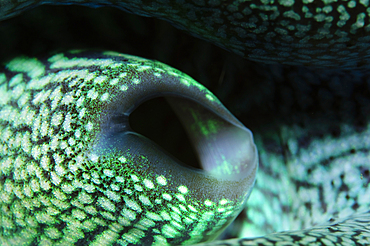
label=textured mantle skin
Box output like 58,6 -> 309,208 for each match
2,0 -> 370,68
0,1 -> 370,246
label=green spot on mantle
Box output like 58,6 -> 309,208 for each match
7,57 -> 45,78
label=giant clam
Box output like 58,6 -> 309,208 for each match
1,1 -> 370,246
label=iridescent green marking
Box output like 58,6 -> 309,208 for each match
178,185 -> 188,194
156,175 -> 167,185
6,56 -> 45,78
189,109 -> 221,138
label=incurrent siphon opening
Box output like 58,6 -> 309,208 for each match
129,97 -> 202,170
